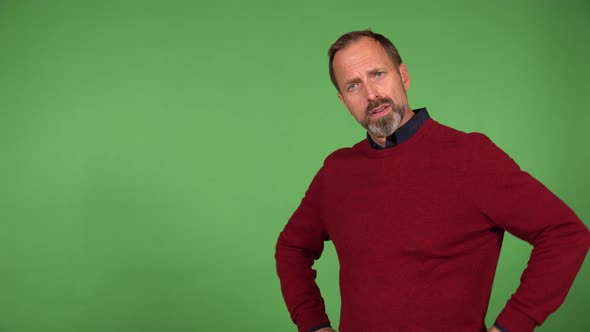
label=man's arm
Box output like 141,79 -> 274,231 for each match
470,134 -> 590,332
275,166 -> 332,332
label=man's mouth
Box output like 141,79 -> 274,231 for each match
369,105 -> 390,118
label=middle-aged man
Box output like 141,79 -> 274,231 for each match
275,30 -> 590,332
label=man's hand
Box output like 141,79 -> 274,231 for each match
488,326 -> 502,332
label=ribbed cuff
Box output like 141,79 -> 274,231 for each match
494,321 -> 509,332
296,311 -> 331,332
307,322 -> 331,332
496,303 -> 536,332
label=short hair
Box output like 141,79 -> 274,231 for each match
328,29 -> 403,91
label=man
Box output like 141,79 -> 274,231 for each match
275,30 -> 590,332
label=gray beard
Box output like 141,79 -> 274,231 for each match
365,103 -> 407,137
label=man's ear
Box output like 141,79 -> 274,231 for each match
399,63 -> 411,90
337,91 -> 344,104
337,91 -> 353,115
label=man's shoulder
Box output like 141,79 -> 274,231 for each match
323,139 -> 367,163
430,120 -> 512,169
430,120 -> 494,148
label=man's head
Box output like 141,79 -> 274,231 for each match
328,30 -> 412,142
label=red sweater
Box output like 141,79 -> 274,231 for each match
275,119 -> 590,332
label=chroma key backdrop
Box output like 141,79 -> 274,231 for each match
1,0 -> 589,331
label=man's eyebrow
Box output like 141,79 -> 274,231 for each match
343,68 -> 387,86
344,77 -> 362,86
368,68 -> 385,75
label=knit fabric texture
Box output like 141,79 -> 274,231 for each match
276,118 -> 590,332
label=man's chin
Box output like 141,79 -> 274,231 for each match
368,127 -> 396,138
367,122 -> 398,137
368,114 -> 403,137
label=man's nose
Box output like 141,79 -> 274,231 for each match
365,83 -> 379,101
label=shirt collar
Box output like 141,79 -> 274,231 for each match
367,107 -> 430,150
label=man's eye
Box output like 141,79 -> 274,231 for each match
376,72 -> 385,77
348,83 -> 358,91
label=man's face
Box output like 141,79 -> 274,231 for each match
333,37 -> 412,140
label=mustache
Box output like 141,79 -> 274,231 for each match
366,97 -> 394,114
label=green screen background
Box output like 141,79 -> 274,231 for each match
1,0 -> 589,331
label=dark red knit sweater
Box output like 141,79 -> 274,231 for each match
275,119 -> 590,332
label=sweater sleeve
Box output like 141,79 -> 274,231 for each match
275,166 -> 331,332
469,134 -> 590,332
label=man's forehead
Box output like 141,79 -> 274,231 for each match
336,37 -> 383,57
333,38 -> 390,76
